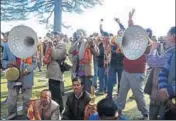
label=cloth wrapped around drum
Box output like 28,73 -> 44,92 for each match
4,67 -> 20,81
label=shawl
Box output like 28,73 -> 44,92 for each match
22,57 -> 32,65
27,99 -> 41,120
78,39 -> 92,76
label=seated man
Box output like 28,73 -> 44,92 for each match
62,77 -> 91,120
27,89 -> 60,120
88,98 -> 127,120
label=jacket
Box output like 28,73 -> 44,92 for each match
46,42 -> 66,81
35,99 -> 60,120
158,49 -> 176,98
62,91 -> 91,120
69,40 -> 99,77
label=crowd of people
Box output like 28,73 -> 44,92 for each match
0,9 -> 175,120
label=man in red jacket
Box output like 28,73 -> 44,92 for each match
116,9 -> 149,120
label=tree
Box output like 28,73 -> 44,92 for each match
1,0 -> 103,31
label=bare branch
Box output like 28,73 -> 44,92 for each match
46,10 -> 54,27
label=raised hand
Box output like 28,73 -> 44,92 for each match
100,19 -> 104,25
114,18 -> 120,23
129,8 -> 135,19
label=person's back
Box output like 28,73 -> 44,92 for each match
88,112 -> 127,120
88,98 -> 127,120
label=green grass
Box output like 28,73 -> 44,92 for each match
0,67 -> 72,118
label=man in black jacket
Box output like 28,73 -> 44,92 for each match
62,77 -> 90,120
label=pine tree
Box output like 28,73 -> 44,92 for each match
1,0 -> 103,31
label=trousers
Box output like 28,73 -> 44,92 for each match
7,86 -> 32,120
49,79 -> 64,113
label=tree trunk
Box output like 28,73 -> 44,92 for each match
54,0 -> 62,32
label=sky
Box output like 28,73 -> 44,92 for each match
1,0 -> 175,37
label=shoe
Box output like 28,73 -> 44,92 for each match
94,85 -> 97,90
16,115 -> 28,120
104,89 -> 107,93
95,91 -> 104,95
106,95 -> 112,99
7,115 -> 17,120
113,94 -> 119,101
140,114 -> 149,120
118,110 -> 122,115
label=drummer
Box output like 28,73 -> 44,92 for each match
2,32 -> 37,119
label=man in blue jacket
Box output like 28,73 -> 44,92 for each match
2,42 -> 37,120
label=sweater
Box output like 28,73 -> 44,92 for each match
123,55 -> 146,73
158,49 -> 176,98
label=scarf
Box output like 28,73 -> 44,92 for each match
22,57 -> 32,65
77,39 -> 92,76
79,39 -> 86,60
27,99 -> 41,120
43,46 -> 51,65
15,57 -> 32,69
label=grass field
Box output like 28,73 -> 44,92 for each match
1,66 -> 150,120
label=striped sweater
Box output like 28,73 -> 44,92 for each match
158,49 -> 176,98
